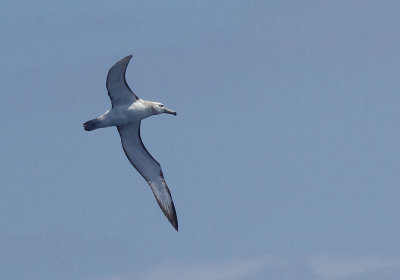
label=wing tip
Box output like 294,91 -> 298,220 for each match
118,54 -> 133,64
154,186 -> 179,231
171,214 -> 179,231
162,201 -> 179,231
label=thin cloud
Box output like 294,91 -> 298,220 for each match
95,255 -> 400,280
309,255 -> 400,280
97,256 -> 285,280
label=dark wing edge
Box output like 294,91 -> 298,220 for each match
106,55 -> 138,107
149,176 -> 179,231
117,124 -> 178,231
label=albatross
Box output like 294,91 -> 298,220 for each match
83,55 -> 178,231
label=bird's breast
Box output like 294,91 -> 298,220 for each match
109,104 -> 152,126
128,102 -> 155,119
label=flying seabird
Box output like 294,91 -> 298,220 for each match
83,55 -> 178,231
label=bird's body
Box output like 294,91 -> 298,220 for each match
83,55 -> 178,231
86,99 -> 162,129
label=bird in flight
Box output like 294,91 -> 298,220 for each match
83,55 -> 178,231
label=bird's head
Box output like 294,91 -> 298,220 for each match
152,102 -> 177,116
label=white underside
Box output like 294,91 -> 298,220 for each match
96,99 -> 155,128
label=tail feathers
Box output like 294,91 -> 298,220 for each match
83,119 -> 100,131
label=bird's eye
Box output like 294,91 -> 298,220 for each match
159,104 -> 164,107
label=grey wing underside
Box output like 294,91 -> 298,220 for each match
117,122 -> 178,231
106,55 -> 138,107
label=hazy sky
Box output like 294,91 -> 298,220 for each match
1,1 -> 400,279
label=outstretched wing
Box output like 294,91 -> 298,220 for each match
117,122 -> 178,231
106,55 -> 138,107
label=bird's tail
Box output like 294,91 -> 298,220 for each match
83,118 -> 100,131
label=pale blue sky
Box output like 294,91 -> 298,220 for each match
1,1 -> 400,279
